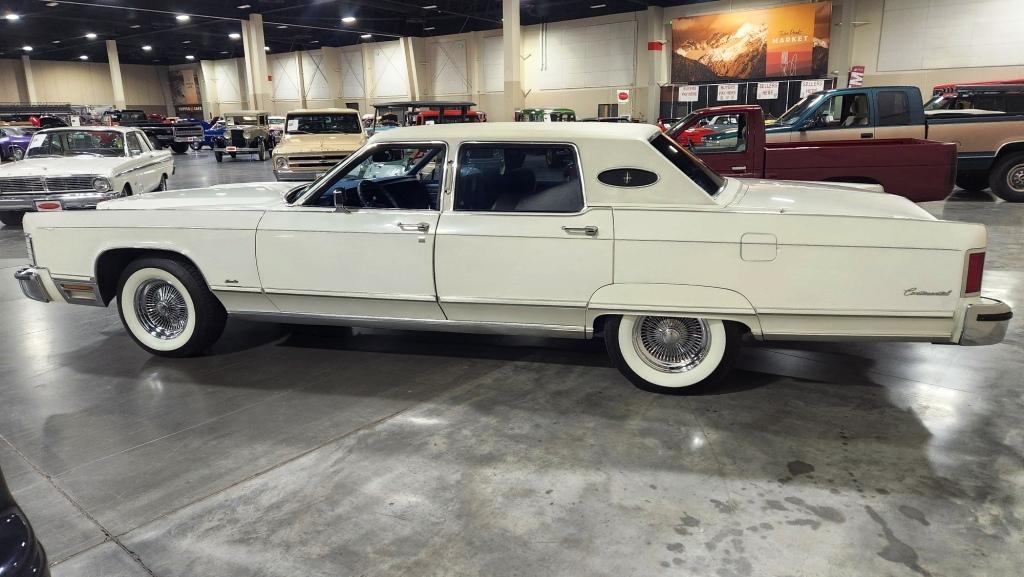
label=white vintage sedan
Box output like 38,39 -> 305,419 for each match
0,126 -> 174,226
14,123 -> 1012,392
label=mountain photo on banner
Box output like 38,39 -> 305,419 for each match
671,2 -> 831,84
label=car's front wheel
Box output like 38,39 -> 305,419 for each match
169,142 -> 189,154
10,147 -> 24,161
0,211 -> 24,227
116,257 -> 226,357
604,315 -> 741,393
990,152 -> 1024,202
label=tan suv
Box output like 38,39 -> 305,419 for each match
273,108 -> 367,181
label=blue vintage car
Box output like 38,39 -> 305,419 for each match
191,120 -> 225,151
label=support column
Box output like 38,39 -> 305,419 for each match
241,14 -> 272,109
320,46 -> 344,107
106,40 -> 126,109
468,31 -> 483,106
831,0 -> 858,87
156,66 -> 175,116
361,43 -> 375,104
401,37 -> 425,100
199,60 -> 219,119
295,50 -> 307,108
646,6 -> 666,124
502,0 -> 523,121
21,55 -> 38,104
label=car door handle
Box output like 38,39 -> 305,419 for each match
861,133 -> 873,138
562,225 -> 598,236
397,222 -> 430,232
731,166 -> 747,171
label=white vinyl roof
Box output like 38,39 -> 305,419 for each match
369,121 -> 660,143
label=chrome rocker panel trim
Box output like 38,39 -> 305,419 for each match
960,297 -> 1013,346
230,310 -> 590,339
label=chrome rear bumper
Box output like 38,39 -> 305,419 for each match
960,297 -> 1013,346
14,267 -> 50,303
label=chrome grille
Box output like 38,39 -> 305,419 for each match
0,177 -> 45,193
172,125 -> 203,139
45,176 -> 95,192
230,129 -> 247,147
288,154 -> 349,168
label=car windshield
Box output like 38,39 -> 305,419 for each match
924,95 -> 953,110
649,133 -> 725,197
26,130 -> 126,158
286,114 -> 362,134
226,115 -> 258,125
776,94 -> 822,126
270,116 -> 285,125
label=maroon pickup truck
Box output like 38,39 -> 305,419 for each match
669,105 -> 957,202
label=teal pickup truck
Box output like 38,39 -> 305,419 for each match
759,86 -> 1024,201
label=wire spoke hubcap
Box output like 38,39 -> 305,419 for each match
1008,163 -> 1024,192
134,279 -> 188,339
632,316 -> 711,373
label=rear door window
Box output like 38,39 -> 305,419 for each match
877,91 -> 912,126
455,144 -> 583,213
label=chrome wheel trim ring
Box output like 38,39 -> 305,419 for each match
12,147 -> 24,161
1008,163 -> 1024,193
631,316 -> 711,373
133,279 -> 189,339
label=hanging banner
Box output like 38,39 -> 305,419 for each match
756,81 -> 779,99
717,83 -> 739,101
800,79 -> 826,97
677,85 -> 699,102
848,65 -> 865,87
670,2 -> 832,83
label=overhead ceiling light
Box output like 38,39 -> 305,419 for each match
264,46 -> 270,51
79,55 -> 88,60
590,3 -> 607,8
47,2 -> 59,6
220,51 -> 228,54
185,55 -> 195,60
5,13 -> 20,21
424,26 -> 435,31
142,45 -> 152,51
360,34 -> 372,39
229,33 -> 241,39
85,32 -> 97,39
276,25 -> 287,29
175,14 -> 190,22
311,40 -> 319,43
182,40 -> 191,44
341,16 -> 356,23
52,40 -> 61,44
22,46 -> 32,51
237,4 -> 251,8
130,24 -> 141,29
422,5 -> 437,9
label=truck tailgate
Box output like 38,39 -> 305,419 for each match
763,138 -> 956,202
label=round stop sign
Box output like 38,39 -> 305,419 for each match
617,90 -> 630,103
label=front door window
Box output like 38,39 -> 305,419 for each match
306,144 -> 446,209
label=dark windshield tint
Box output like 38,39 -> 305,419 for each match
650,133 -> 725,197
287,114 -> 362,134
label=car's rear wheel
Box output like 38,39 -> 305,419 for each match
116,257 -> 226,357
170,142 -> 189,154
956,171 -> 989,192
0,211 -> 24,227
990,152 -> 1024,202
604,315 -> 741,393
155,175 -> 167,191
257,141 -> 266,161
11,147 -> 24,161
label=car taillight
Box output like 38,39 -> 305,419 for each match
964,252 -> 985,295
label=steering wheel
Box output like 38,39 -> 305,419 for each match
356,179 -> 398,209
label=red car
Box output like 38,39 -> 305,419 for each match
671,113 -> 739,146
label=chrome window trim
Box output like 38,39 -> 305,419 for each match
450,140 -> 588,215
297,140 -> 449,209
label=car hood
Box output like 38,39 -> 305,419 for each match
99,181 -> 297,211
0,156 -> 126,176
276,133 -> 365,154
729,179 -> 936,220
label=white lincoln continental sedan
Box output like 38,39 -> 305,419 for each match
14,123 -> 1012,392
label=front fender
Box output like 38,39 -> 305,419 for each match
587,283 -> 763,336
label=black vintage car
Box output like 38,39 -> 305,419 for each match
0,465 -> 49,577
101,109 -> 204,154
213,110 -> 276,162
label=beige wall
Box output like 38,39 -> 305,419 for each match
0,59 -> 27,102
0,57 -> 167,110
852,0 -> 1024,96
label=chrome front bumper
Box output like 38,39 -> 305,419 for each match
15,267 -> 50,303
274,169 -> 322,182
0,191 -> 122,210
960,297 -> 1013,346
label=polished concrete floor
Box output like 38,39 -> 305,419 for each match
1,150 -> 1022,577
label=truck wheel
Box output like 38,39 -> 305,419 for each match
0,211 -> 24,227
229,152 -> 237,159
956,171 -> 989,192
215,151 -> 223,163
990,153 -> 1024,202
257,141 -> 266,161
116,257 -> 227,357
189,142 -> 202,151
604,315 -> 742,394
170,143 -> 189,154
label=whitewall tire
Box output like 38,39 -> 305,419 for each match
116,257 -> 226,357
605,315 -> 741,393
